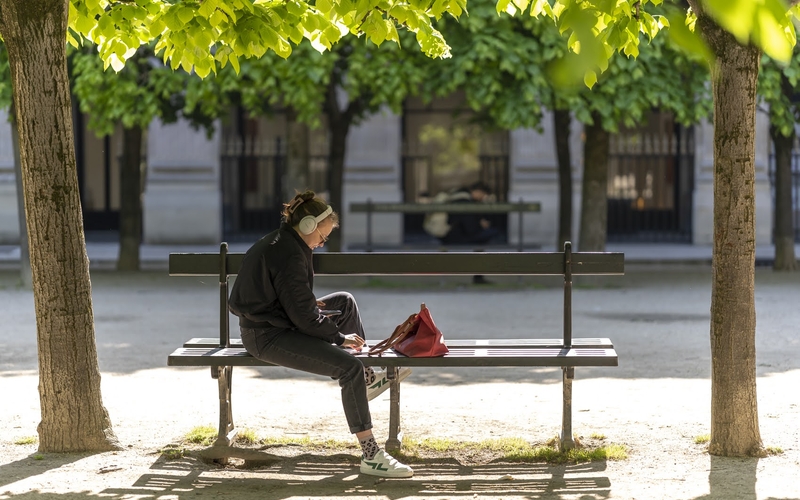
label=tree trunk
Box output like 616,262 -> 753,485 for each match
578,111 -> 609,251
693,5 -> 765,457
0,0 -> 120,452
554,109 -> 573,250
10,101 -> 32,288
326,120 -> 349,252
323,78 -> 358,253
118,126 -> 143,271
771,122 -> 797,272
284,109 -> 310,201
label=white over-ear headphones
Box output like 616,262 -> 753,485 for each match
298,205 -> 333,235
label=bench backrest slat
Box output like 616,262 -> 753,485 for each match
349,202 -> 541,213
169,251 -> 624,277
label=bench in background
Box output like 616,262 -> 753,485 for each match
349,199 -> 542,251
167,243 -> 622,453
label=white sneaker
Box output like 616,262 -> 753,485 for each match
366,367 -> 412,401
360,449 -> 414,478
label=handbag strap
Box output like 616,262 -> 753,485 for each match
368,312 -> 418,356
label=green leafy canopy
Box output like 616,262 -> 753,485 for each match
68,0 -> 464,78
66,0 -> 798,93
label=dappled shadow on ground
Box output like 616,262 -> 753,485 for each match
0,452 -> 613,500
105,453 -> 612,500
0,452 -> 89,490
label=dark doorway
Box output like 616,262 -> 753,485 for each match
607,112 -> 695,243
74,109 -> 120,237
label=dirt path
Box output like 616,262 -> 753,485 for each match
1,268 -> 799,499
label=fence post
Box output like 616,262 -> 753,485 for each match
517,197 -> 524,252
366,198 -> 373,252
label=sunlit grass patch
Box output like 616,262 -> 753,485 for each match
184,426 -> 216,446
398,436 -> 628,464
160,444 -> 187,460
259,435 -> 356,451
14,436 -> 37,445
766,446 -> 783,455
694,434 -> 710,444
234,428 -> 259,445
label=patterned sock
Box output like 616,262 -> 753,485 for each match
364,367 -> 377,385
359,436 -> 380,460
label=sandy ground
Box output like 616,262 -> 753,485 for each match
1,267 -> 799,500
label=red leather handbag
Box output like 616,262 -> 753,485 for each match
368,303 -> 449,357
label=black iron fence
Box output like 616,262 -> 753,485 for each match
767,142 -> 800,242
220,137 -> 284,242
606,126 -> 695,243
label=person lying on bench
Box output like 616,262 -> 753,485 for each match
227,190 -> 413,479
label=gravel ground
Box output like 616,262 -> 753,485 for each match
1,267 -> 799,500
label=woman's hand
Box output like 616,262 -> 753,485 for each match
317,300 -> 326,308
342,334 -> 365,350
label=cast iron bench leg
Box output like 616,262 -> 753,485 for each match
385,367 -> 403,451
211,366 -> 236,448
560,366 -> 575,451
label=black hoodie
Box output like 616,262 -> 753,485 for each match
228,223 -> 345,345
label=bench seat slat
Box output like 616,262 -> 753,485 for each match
169,251 -> 624,277
181,337 -> 615,349
168,346 -> 618,368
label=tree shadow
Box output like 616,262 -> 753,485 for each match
0,452 -> 91,490
690,455 -> 796,500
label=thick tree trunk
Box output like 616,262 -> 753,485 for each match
554,109 -> 573,249
118,126 -> 143,271
578,112 -> 609,251
693,5 -> 765,457
0,0 -> 120,452
771,124 -> 797,271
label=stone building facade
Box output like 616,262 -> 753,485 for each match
0,105 -> 782,249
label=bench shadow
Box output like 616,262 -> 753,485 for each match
92,451 -> 613,500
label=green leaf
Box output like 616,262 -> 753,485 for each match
209,10 -> 227,28
286,0 -> 306,17
755,6 -> 792,63
229,53 -> 240,73
176,6 -> 195,25
198,0 -> 220,18
67,31 -> 80,48
705,0 -> 755,43
666,11 -> 712,61
584,69 -> 597,89
365,11 -> 388,45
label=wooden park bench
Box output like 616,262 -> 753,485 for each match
167,242 -> 622,454
349,199 -> 542,251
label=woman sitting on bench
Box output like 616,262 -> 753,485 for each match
227,190 -> 413,479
